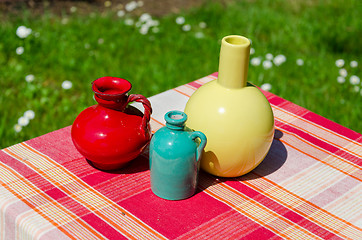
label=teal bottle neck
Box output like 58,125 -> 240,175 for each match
165,111 -> 187,131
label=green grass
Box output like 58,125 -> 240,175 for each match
0,0 -> 361,148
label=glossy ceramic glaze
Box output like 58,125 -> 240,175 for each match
71,76 -> 152,170
149,111 -> 207,200
184,35 -> 274,177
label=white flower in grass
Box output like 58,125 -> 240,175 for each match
182,24 -> 191,32
135,21 -> 142,28
250,48 -> 255,55
16,26 -> 27,38
296,59 -> 304,66
199,22 -> 207,28
353,86 -> 360,92
61,18 -> 69,25
139,13 -> 151,22
124,18 -> 134,26
144,19 -> 159,27
25,74 -> 35,82
337,76 -> 345,84
137,1 -> 144,7
125,1 -> 137,12
104,1 -> 112,7
84,43 -> 90,49
18,116 -> 29,126
339,68 -> 347,77
273,54 -> 286,66
265,53 -> 273,60
70,6 -> 77,13
261,83 -> 272,91
139,25 -> 149,35
350,60 -> 358,68
151,20 -> 160,27
349,75 -> 360,85
195,32 -> 204,39
24,110 -> 35,120
251,57 -> 261,66
62,80 -> 72,90
16,46 -> 24,55
98,38 -> 104,44
141,19 -> 157,28
117,10 -> 125,17
16,26 -> 32,39
14,124 -> 22,133
176,16 -> 185,25
263,60 -> 273,69
335,59 -> 344,68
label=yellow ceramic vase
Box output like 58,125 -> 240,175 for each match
184,35 -> 274,177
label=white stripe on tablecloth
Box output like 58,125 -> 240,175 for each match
280,162 -> 345,199
0,186 -> 20,240
16,210 -> 55,240
324,184 -> 362,228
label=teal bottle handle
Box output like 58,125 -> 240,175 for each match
189,131 -> 207,162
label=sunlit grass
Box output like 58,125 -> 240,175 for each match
0,0 -> 361,148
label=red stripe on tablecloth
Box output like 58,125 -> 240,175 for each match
176,209 -> 279,240
211,72 -> 219,77
275,121 -> 362,166
243,225 -> 284,240
120,188 -> 233,239
225,180 -> 341,239
81,214 -> 128,240
188,81 -> 203,89
267,94 -> 288,106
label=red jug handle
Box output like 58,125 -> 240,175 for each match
127,94 -> 152,136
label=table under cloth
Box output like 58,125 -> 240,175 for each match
1,72 -> 361,240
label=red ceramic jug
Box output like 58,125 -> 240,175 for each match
71,76 -> 152,170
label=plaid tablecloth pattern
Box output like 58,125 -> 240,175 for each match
1,73 -> 361,239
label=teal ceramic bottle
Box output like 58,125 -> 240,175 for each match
149,110 -> 207,200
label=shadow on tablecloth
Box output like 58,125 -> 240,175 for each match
197,129 -> 288,192
87,153 -> 150,175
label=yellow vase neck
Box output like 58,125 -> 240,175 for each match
217,35 -> 251,89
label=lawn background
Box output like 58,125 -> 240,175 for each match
0,0 -> 361,148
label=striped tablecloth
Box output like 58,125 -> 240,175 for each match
1,73 -> 361,239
